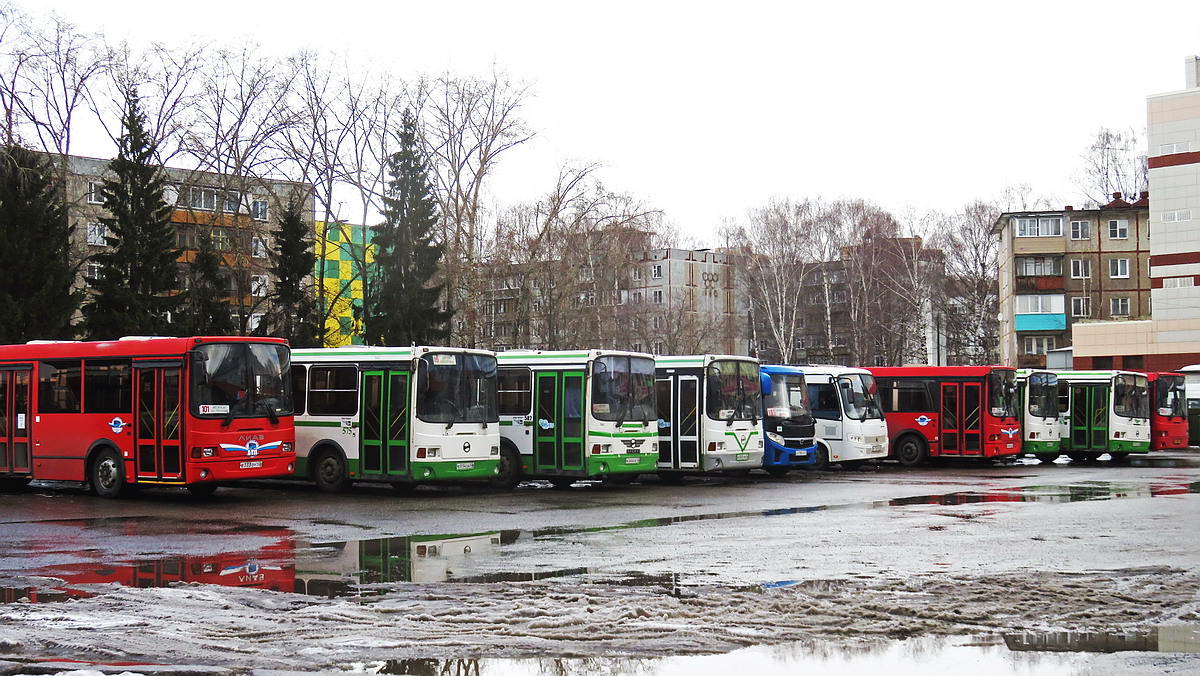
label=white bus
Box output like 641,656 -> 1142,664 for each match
799,365 -> 889,469
1015,369 -> 1063,461
290,346 -> 501,492
654,354 -> 763,480
1054,369 -> 1150,461
494,350 -> 659,488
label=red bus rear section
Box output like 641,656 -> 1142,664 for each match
867,366 -> 1022,466
1146,372 -> 1188,451
0,336 -> 295,497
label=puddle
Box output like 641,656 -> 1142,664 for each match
350,631 -> 1200,674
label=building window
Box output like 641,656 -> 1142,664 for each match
1109,258 -> 1129,279
1070,220 -> 1090,240
247,313 -> 264,332
86,222 -> 108,246
223,190 -> 243,213
1070,258 -> 1091,279
652,341 -> 664,354
652,289 -> 664,304
85,263 -> 102,280
1110,297 -> 1130,316
1160,141 -> 1191,154
189,187 -> 217,211
211,228 -> 231,251
1015,294 -> 1063,314
1164,276 -> 1197,289
1017,256 -> 1062,276
250,275 -> 269,297
632,291 -> 643,304
1015,217 -> 1063,237
652,316 -> 663,330
1023,336 -> 1057,355
1162,210 -> 1193,223
651,264 -> 663,279
251,199 -> 269,221
1108,219 -> 1129,239
252,236 -> 267,258
632,267 -> 642,281
87,181 -> 105,204
1071,296 -> 1091,317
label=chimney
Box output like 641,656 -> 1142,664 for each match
1188,55 -> 1200,89
1065,205 -> 1074,211
1113,192 -> 1123,200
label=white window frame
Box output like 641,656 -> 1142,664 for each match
1015,294 -> 1063,314
651,264 -> 663,279
85,263 -> 102,280
1070,220 -> 1090,240
652,289 -> 664,304
251,199 -> 269,221
252,236 -> 268,259
223,190 -> 243,214
1109,258 -> 1130,279
1015,216 -> 1063,237
86,222 -> 108,246
632,267 -> 642,281
189,187 -> 217,211
1163,276 -> 1196,289
1023,336 -> 1057,355
1110,297 -> 1130,317
1071,296 -> 1091,317
250,275 -> 269,298
87,181 -> 105,205
1108,219 -> 1129,239
1070,258 -> 1091,279
1160,141 -> 1191,154
1162,210 -> 1193,223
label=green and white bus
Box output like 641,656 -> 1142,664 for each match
1054,369 -> 1150,461
1015,369 -> 1063,459
290,346 -> 501,492
654,354 -> 763,480
493,350 -> 659,488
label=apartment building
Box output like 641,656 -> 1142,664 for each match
1072,55 -> 1200,371
994,195 -> 1151,368
62,154 -> 314,332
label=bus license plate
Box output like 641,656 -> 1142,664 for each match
871,444 -> 884,453
736,453 -> 749,461
240,461 -> 262,469
625,457 -> 640,464
456,462 -> 475,470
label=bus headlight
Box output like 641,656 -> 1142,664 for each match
766,432 -> 785,446
848,435 -> 864,444
191,446 -> 218,458
282,443 -> 293,454
490,445 -> 500,456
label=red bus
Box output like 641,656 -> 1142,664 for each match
0,336 -> 295,497
867,366 -> 1021,466
1146,372 -> 1188,451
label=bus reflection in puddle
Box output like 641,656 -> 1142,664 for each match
1004,625 -> 1200,653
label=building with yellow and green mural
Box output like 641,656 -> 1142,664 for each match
315,221 -> 376,346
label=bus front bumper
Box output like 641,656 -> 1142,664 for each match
587,452 -> 659,476
194,455 -> 295,483
413,458 -> 502,481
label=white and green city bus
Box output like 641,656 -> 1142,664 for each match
1054,369 -> 1150,461
493,350 -> 659,488
289,346 -> 501,492
654,354 -> 763,481
1015,369 -> 1063,460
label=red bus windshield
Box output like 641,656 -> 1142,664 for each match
986,369 -> 1019,419
1154,375 -> 1186,419
191,343 -> 293,420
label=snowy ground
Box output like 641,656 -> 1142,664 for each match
0,455 -> 1198,674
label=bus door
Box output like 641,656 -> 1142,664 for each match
656,375 -> 699,469
533,371 -> 585,473
134,364 -> 183,481
939,381 -> 982,456
1070,384 -> 1108,450
361,369 -> 410,477
0,367 -> 32,475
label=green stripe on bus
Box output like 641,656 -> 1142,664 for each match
589,430 -> 656,438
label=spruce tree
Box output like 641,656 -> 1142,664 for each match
363,109 -> 451,346
262,199 -> 321,346
175,229 -> 235,335
0,145 -> 80,342
81,88 -> 180,339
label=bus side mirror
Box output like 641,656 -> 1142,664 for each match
760,373 -> 773,396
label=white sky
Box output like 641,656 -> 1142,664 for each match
32,0 -> 1200,245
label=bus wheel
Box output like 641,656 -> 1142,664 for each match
895,436 -> 928,467
1039,453 -> 1060,463
764,466 -> 790,477
807,445 -> 830,471
489,445 -> 523,489
548,477 -> 575,489
186,483 -> 219,497
840,460 -> 867,471
313,450 -> 351,493
1108,452 -> 1130,463
91,448 -> 126,498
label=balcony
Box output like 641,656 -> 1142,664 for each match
1015,276 -> 1065,292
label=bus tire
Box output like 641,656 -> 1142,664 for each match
807,444 -> 830,471
764,466 -> 790,477
895,435 -> 928,467
312,448 -> 351,493
1109,452 -> 1130,463
90,447 -> 126,499
186,483 -> 219,497
489,443 -> 523,489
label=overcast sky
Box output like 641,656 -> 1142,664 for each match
33,0 -> 1200,245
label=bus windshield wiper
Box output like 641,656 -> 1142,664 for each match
257,400 -> 279,425
221,405 -> 236,428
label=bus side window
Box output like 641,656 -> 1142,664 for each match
809,383 -> 840,420
290,365 -> 307,416
896,381 -> 933,412
308,366 -> 358,416
497,368 -> 531,416
1058,387 -> 1070,414
38,360 -> 82,414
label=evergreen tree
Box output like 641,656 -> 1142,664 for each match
262,199 -> 321,346
363,109 -> 451,346
0,145 -> 80,342
175,229 -> 235,336
81,88 -> 180,339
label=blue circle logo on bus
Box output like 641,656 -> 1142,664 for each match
915,415 -> 932,426
108,417 -> 129,434
219,440 -> 282,457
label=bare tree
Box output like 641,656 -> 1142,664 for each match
1077,126 -> 1148,207
103,41 -> 208,165
928,200 -> 1001,365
